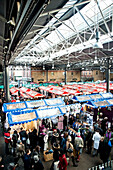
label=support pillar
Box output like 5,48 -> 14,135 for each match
4,65 -> 10,102
46,70 -> 48,82
65,67 -> 67,85
106,58 -> 110,93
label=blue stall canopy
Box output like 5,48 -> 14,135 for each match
25,100 -> 46,109
107,98 -> 113,105
100,92 -> 113,99
44,98 -> 65,106
59,103 -> 81,115
73,95 -> 92,103
3,102 -> 27,112
36,106 -> 63,119
7,109 -> 38,126
87,98 -> 112,108
58,105 -> 67,115
3,98 -> 65,112
89,94 -> 103,100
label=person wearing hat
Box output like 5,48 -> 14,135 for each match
66,136 -> 78,167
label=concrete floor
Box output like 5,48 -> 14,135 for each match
0,123 -> 113,170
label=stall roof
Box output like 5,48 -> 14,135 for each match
36,106 -> 62,119
87,98 -> 112,108
3,101 -> 27,112
89,93 -> 103,100
73,95 -> 92,103
44,98 -> 65,106
100,92 -> 113,99
7,110 -> 38,126
3,98 -> 65,112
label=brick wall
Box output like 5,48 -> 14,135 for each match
31,68 -> 113,83
92,70 -> 105,81
31,69 -> 80,83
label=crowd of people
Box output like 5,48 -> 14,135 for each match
0,88 -> 113,170
1,112 -> 113,170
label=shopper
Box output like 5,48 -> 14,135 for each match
12,130 -> 19,155
98,136 -> 112,163
50,143 -> 60,170
92,130 -> 101,156
58,149 -> 68,170
4,127 -> 11,155
74,132 -> 84,162
66,136 -> 78,167
19,127 -> 28,149
23,149 -> 32,170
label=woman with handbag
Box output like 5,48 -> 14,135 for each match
66,136 -> 78,167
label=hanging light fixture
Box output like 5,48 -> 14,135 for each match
93,1 -> 103,49
52,63 -> 54,69
94,51 -> 98,64
93,30 -> 103,49
43,65 -> 45,70
67,60 -> 70,67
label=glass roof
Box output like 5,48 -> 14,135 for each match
15,0 -> 113,64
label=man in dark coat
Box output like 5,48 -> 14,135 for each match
98,137 -> 111,163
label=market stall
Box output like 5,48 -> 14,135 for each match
7,109 -> 38,132
36,106 -> 63,119
86,98 -> 113,123
3,98 -> 65,112
59,103 -> 81,116
72,95 -> 92,103
44,98 -> 65,106
3,101 -> 27,112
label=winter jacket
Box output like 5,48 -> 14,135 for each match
4,132 -> 11,143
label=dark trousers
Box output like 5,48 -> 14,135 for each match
5,142 -> 9,154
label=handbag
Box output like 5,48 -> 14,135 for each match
67,148 -> 73,153
67,143 -> 73,153
108,140 -> 112,147
26,138 -> 30,145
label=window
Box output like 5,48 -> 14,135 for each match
96,71 -> 98,75
71,72 -> 73,76
51,72 -> 54,76
42,72 -> 45,76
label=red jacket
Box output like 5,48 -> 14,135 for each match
4,132 -> 11,143
58,154 -> 68,170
